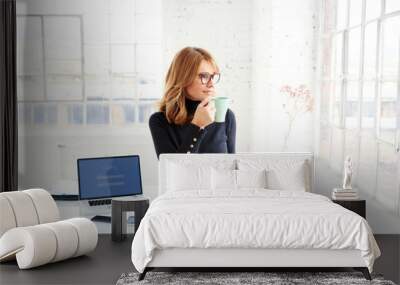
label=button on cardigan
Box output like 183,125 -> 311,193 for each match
149,98 -> 236,159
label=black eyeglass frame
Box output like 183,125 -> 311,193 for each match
198,72 -> 221,85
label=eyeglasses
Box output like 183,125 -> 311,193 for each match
198,72 -> 221,85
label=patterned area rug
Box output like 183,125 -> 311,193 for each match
116,271 -> 396,285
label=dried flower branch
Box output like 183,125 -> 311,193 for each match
280,84 -> 314,151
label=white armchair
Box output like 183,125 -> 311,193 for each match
0,188 -> 98,269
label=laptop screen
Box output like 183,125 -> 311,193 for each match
77,155 -> 143,200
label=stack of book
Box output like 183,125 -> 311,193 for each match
332,188 -> 358,200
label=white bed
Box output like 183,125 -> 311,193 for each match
131,153 -> 380,280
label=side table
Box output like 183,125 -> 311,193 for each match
112,196 -> 149,241
332,199 -> 366,219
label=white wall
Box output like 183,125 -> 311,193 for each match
251,0 -> 317,152
16,0 -> 400,233
163,0 -> 253,152
19,0 -> 317,202
15,0 -> 324,202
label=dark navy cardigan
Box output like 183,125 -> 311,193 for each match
149,98 -> 236,159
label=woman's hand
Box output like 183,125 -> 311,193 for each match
191,96 -> 215,129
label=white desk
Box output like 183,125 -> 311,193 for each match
56,200 -> 112,234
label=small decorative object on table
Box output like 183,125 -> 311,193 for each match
332,156 -> 366,218
125,211 -> 135,235
332,188 -> 359,200
332,155 -> 358,200
342,155 -> 353,190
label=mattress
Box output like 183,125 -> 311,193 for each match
131,189 -> 381,273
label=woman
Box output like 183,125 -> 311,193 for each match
149,47 -> 236,159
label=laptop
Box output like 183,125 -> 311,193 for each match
77,155 -> 143,222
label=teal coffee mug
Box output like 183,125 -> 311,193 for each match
211,97 -> 232,123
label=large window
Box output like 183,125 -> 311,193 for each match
16,0 -> 163,196
320,0 -> 400,147
17,3 -> 162,129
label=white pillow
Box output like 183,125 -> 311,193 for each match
237,159 -> 310,192
266,167 -> 306,191
211,168 -> 236,191
236,169 -> 268,189
167,162 -> 212,191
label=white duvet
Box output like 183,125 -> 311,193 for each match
131,189 -> 380,273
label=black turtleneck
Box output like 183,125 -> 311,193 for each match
149,98 -> 236,159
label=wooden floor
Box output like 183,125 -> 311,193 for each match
0,234 -> 399,285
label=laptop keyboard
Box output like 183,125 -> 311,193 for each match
88,199 -> 111,206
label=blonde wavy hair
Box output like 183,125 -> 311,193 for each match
158,47 -> 219,125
